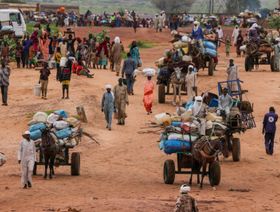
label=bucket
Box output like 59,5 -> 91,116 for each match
34,84 -> 41,96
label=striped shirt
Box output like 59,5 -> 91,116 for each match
0,67 -> 10,87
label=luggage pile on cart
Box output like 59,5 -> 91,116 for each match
156,80 -> 256,185
28,110 -> 82,149
27,109 -> 83,176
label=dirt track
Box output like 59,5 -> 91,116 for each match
0,27 -> 280,212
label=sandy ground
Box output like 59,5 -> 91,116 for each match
0,27 -> 280,212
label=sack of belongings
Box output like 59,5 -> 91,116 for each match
66,117 -> 80,127
32,112 -> 48,123
155,113 -> 172,126
53,120 -> 69,130
160,139 -> 192,154
0,152 -> 6,167
30,129 -> 42,140
168,133 -> 198,142
203,41 -> 216,50
47,113 -> 60,124
55,128 -> 72,139
205,48 -> 217,57
143,68 -> 156,77
173,41 -> 188,49
54,110 -> 68,118
29,123 -> 47,132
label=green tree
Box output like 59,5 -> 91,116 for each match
226,0 -> 261,14
150,0 -> 195,13
269,16 -> 280,30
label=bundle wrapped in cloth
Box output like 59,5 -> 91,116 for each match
143,68 -> 156,77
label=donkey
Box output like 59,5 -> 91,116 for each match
170,67 -> 185,106
189,136 -> 225,188
41,128 -> 59,179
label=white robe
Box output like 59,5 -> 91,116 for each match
227,65 -> 239,92
18,139 -> 36,186
232,28 -> 240,45
185,72 -> 197,102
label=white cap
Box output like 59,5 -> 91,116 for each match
23,131 -> 31,135
194,21 -> 200,25
105,84 -> 112,89
195,96 -> 203,101
180,184 -> 191,194
188,65 -> 194,70
114,36 -> 120,44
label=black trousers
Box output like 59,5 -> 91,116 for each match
1,86 -> 8,104
265,133 -> 275,155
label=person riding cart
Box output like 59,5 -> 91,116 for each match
217,88 -> 233,118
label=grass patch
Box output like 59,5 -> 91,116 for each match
129,40 -> 155,49
26,23 -> 59,36
135,40 -> 155,49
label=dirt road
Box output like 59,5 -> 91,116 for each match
0,27 -> 280,212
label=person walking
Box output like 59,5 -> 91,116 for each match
143,75 -> 155,115
225,36 -> 231,57
174,185 -> 198,212
185,65 -> 197,103
54,47 -> 62,81
15,41 -> 23,68
22,35 -> 32,68
232,25 -> 240,46
216,26 -> 224,47
122,53 -> 136,95
111,37 -> 123,76
101,84 -> 115,131
113,78 -> 129,125
0,62 -> 10,106
38,63 -> 51,99
273,38 -> 280,71
60,59 -> 72,99
263,107 -> 278,155
18,131 -> 36,189
236,30 -> 244,57
226,59 -> 239,92
129,41 -> 141,67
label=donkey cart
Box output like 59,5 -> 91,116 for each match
163,153 -> 221,186
33,128 -> 82,176
244,42 -> 275,72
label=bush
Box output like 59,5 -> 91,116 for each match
268,16 -> 280,30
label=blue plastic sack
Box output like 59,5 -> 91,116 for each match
203,41 -> 216,50
29,123 -> 46,132
205,48 -> 217,57
162,139 -> 192,154
55,128 -> 72,139
209,98 -> 219,107
54,110 -> 68,118
171,121 -> 182,127
30,130 -> 42,141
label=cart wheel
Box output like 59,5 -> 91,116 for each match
71,152 -> 80,176
163,160 -> 175,184
33,162 -> 37,176
208,161 -> 221,186
208,58 -> 214,76
271,55 -> 276,72
232,138 -> 241,162
158,84 -> 166,104
245,56 -> 252,72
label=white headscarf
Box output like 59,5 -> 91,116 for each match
114,36 -> 120,44
250,23 -> 259,30
193,21 -> 200,32
192,96 -> 203,116
105,84 -> 112,89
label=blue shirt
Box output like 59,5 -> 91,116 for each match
191,27 -> 204,40
263,112 -> 278,133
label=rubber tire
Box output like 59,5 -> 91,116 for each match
71,152 -> 80,176
271,55 -> 276,72
232,138 -> 241,162
33,162 -> 37,176
158,84 -> 166,104
208,161 -> 221,186
245,56 -> 252,72
163,160 -> 175,184
208,58 -> 214,76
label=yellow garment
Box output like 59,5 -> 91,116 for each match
62,80 -> 70,85
55,52 -> 62,63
